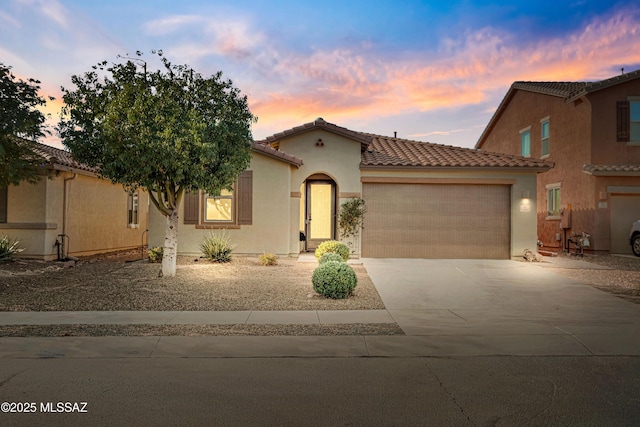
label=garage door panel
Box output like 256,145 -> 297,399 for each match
610,195 -> 640,254
362,183 -> 510,259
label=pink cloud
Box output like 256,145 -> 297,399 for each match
249,7 -> 640,137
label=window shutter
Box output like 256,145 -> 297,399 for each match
237,171 -> 253,225
183,190 -> 199,224
0,186 -> 7,223
617,100 -> 630,142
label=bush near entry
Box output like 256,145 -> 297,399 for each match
318,252 -> 344,264
312,260 -> 358,299
314,240 -> 349,262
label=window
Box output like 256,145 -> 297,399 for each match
541,118 -> 550,157
618,98 -> 640,142
520,128 -> 531,157
0,186 -> 6,223
183,171 -> 253,227
127,192 -> 139,228
631,100 -> 640,142
205,189 -> 234,222
547,184 -> 561,218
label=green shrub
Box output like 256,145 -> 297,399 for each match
315,240 -> 349,262
319,252 -> 344,264
259,252 -> 278,266
148,246 -> 163,263
200,230 -> 234,262
312,261 -> 358,299
0,235 -> 25,262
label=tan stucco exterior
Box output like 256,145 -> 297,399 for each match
2,171 -> 149,260
147,125 -> 542,260
148,151 -> 297,256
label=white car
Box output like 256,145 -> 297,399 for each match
631,220 -> 640,257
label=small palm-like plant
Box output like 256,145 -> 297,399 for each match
0,235 -> 25,262
200,230 -> 234,262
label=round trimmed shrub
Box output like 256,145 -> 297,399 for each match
314,240 -> 349,262
312,261 -> 358,299
319,252 -> 344,264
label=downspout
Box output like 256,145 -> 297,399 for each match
60,172 -> 77,260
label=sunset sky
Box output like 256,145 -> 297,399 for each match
1,0 -> 639,149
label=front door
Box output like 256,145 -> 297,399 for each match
305,180 -> 335,250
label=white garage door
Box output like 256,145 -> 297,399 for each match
610,194 -> 640,254
362,183 -> 511,259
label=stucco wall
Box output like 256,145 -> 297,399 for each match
2,172 -> 149,260
64,173 -> 149,257
479,89 -> 599,250
480,83 -> 640,252
589,79 -> 640,163
279,129 -> 364,255
278,129 -> 363,194
148,152 -> 294,256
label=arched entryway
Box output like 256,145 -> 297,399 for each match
300,174 -> 336,251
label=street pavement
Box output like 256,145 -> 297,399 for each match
1,256 -> 640,425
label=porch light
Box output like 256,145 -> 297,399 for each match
520,189 -> 530,199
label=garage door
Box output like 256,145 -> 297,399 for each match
610,194 -> 640,254
362,183 -> 511,259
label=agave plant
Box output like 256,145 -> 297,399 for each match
0,235 -> 25,262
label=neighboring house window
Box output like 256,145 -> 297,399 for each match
205,189 -> 234,222
631,100 -> 640,142
520,127 -> 531,157
546,183 -> 561,218
0,186 -> 6,223
618,98 -> 640,142
541,118 -> 550,157
127,192 -> 139,228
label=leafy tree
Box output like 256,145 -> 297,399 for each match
0,63 -> 50,186
59,52 -> 255,277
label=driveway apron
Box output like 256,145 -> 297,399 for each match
362,258 -> 640,356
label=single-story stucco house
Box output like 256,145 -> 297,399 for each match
1,142 -> 149,260
147,118 -> 553,259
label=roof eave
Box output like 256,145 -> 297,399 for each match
360,164 -> 552,173
251,143 -> 303,167
582,170 -> 640,177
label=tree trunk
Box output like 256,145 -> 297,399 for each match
161,209 -> 179,277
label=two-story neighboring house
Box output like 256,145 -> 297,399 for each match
476,70 -> 640,255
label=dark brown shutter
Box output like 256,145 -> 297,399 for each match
237,171 -> 253,225
183,190 -> 199,224
617,100 -> 630,142
0,186 -> 7,223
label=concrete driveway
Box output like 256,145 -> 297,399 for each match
362,258 -> 640,356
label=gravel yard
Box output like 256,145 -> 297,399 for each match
0,252 -> 385,311
0,250 -> 638,337
543,253 -> 640,304
0,251 -> 401,336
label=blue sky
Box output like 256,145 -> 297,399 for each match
1,0 -> 639,148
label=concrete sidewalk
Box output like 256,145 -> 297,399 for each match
0,309 -> 394,326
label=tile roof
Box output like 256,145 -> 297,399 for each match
256,117 -> 373,148
513,69 -> 640,101
30,142 -> 97,174
511,81 -> 589,98
477,69 -> 640,149
361,135 -> 553,170
251,142 -> 302,167
583,164 -> 640,176
257,119 -> 552,171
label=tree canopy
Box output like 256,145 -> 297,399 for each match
0,63 -> 49,186
59,51 -> 256,276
